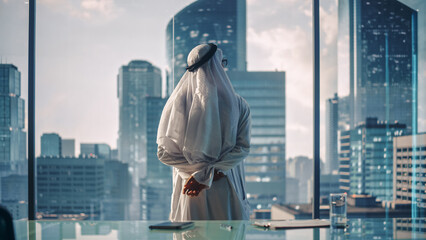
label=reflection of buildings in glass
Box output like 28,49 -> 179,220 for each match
41,133 -> 62,157
393,133 -> 426,214
326,94 -> 339,174
61,139 -> 75,157
348,218 -> 394,239
139,97 -> 171,220
0,64 -> 26,172
343,118 -> 406,201
227,71 -> 286,210
394,218 -> 426,238
166,0 -> 246,95
37,157 -> 105,219
339,0 -> 418,132
117,60 -> 161,166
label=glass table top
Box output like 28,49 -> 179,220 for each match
13,218 -> 426,240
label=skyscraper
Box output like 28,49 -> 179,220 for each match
166,0 -> 287,212
0,64 -> 26,172
166,0 -> 246,94
139,97 -> 171,220
41,133 -> 61,157
326,94 -> 339,174
227,71 -> 286,209
340,0 -> 418,132
117,60 -> 162,165
61,139 -> 75,157
347,118 -> 406,201
143,97 -> 169,179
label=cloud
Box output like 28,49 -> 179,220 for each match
38,0 -> 123,22
247,26 -> 312,107
246,0 -> 339,158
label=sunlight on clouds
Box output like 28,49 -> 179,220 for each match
247,26 -> 312,107
81,0 -> 116,16
39,0 -> 122,22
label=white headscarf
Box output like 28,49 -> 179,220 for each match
157,44 -> 239,164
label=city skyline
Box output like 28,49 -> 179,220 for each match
5,0 -> 426,159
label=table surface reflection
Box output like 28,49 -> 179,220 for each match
14,218 -> 426,240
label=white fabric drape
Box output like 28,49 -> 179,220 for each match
157,44 -> 251,220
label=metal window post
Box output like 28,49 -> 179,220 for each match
312,0 -> 320,219
28,0 -> 36,221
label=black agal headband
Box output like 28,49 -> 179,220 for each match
186,43 -> 217,72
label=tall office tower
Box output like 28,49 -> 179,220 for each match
37,157 -> 105,219
117,60 -> 161,166
393,133 -> 426,212
339,0 -> 418,132
348,118 -> 406,201
80,143 -> 111,159
326,94 -> 339,174
103,160 -> 131,220
227,71 -> 286,209
61,139 -> 75,157
143,97 -> 169,179
139,97 -> 171,220
339,130 -> 351,192
41,133 -> 61,157
338,95 -> 351,131
0,64 -> 26,172
166,0 -> 246,94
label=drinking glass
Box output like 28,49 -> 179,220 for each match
330,193 -> 347,228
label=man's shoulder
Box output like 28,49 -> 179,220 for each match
235,94 -> 250,114
236,94 -> 249,106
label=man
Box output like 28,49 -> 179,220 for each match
157,43 -> 251,220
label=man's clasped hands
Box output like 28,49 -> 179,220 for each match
183,169 -> 225,197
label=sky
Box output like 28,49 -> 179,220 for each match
0,0 -> 425,161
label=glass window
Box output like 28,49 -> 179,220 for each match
321,0 -> 425,218
0,0 -> 29,220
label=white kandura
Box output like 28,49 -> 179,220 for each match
157,44 -> 251,221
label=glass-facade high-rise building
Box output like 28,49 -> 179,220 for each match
166,0 -> 246,95
348,118 -> 406,201
0,64 -> 26,172
139,96 -> 171,220
326,94 -> 339,174
41,133 -> 62,157
228,71 -> 286,210
117,60 -> 162,166
166,0 -> 287,213
340,0 -> 418,132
